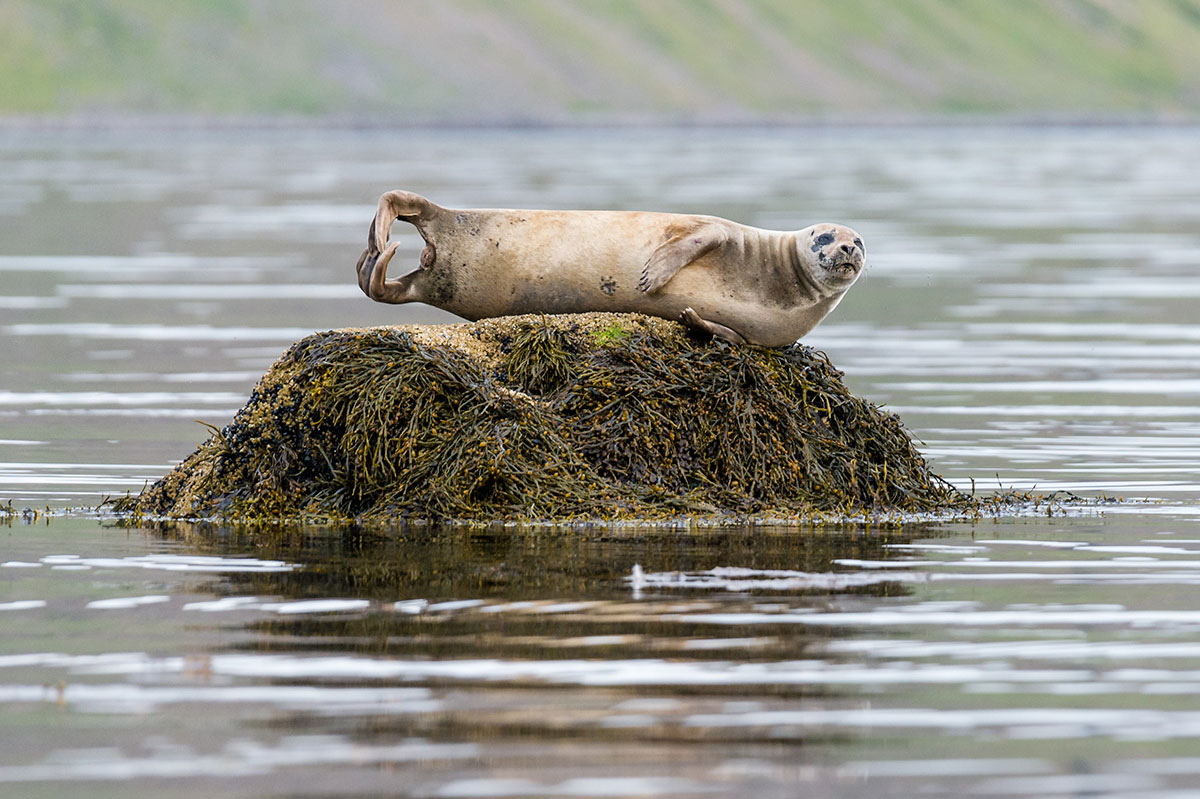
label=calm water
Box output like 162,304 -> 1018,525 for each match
2,125 -> 1200,797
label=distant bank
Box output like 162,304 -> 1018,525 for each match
4,0 -> 1199,123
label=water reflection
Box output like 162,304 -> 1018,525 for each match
2,519 -> 931,796
4,510 -> 1200,796
150,520 -> 916,598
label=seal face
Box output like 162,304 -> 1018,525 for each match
807,226 -> 865,288
355,190 -> 865,347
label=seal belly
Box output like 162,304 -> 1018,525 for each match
427,209 -> 676,320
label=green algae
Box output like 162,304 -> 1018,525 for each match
132,312 -> 969,524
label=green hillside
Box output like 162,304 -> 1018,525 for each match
4,0 -> 1200,120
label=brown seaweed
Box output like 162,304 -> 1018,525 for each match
132,312 -> 969,523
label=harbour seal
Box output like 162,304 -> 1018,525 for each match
355,190 -> 864,347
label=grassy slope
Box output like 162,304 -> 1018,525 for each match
3,0 -> 1199,119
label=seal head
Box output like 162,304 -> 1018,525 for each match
800,223 -> 866,293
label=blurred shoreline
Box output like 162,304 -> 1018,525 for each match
2,112 -> 1199,133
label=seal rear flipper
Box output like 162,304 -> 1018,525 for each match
361,241 -> 420,304
369,190 -> 442,256
639,223 -> 728,293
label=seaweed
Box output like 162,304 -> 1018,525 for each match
133,312 -> 969,523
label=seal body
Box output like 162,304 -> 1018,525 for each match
355,191 -> 864,347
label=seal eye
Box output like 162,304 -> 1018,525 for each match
853,237 -> 864,253
814,232 -> 835,247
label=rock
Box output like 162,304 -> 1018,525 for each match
131,312 -> 966,523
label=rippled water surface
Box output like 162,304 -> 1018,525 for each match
2,126 -> 1199,797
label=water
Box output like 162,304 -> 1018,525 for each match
2,125 -> 1200,797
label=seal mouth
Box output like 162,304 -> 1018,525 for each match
817,252 -> 863,277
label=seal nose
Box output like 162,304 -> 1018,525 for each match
840,243 -> 858,256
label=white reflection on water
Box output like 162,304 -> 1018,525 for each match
0,680 -> 439,714
8,554 -> 296,573
0,736 -> 473,784
10,651 -> 1200,749
184,598 -> 370,614
56,283 -> 360,299
6,323 -> 316,341
986,275 -> 1200,298
894,406 -> 1200,417
21,408 -> 242,419
825,639 -> 1200,660
0,254 -> 292,274
627,566 -> 931,591
85,595 -> 171,610
0,600 -> 46,611
0,651 -> 1092,688
675,606 -> 1200,627
8,649 -> 1200,703
895,379 -> 1200,395
0,462 -> 164,489
0,390 -> 246,406
0,296 -> 69,309
630,560 -> 1200,589
435,776 -> 712,797
681,707 -> 1200,740
179,203 -> 372,242
60,370 -> 263,384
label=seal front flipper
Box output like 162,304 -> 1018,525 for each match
639,223 -> 729,293
680,307 -> 747,345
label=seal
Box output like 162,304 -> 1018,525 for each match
355,190 -> 865,347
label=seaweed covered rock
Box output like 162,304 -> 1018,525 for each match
135,313 -> 966,522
